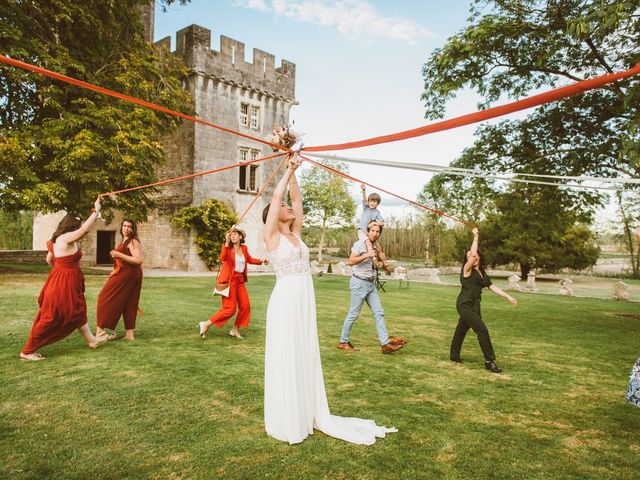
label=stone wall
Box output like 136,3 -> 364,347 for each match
163,25 -> 296,100
0,250 -> 48,264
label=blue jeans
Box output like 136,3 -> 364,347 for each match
340,276 -> 389,346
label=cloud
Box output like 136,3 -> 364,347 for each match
232,0 -> 433,43
235,0 -> 270,11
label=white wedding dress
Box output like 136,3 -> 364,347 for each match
264,232 -> 397,445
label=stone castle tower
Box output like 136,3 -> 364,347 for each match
33,11 -> 297,271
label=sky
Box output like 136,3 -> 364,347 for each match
153,0 -> 616,226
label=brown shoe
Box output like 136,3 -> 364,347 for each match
388,335 -> 406,346
381,343 -> 403,354
337,342 -> 359,352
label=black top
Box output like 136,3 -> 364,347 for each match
457,267 -> 493,308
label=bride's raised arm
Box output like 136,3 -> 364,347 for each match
288,155 -> 303,236
263,155 -> 301,251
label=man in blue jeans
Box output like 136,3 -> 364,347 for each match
338,222 -> 404,354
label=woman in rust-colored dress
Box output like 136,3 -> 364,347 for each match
96,219 -> 143,341
20,198 -> 108,361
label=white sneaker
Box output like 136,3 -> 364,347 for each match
198,321 -> 208,338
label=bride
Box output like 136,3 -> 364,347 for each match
262,154 -> 397,445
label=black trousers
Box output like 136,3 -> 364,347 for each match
450,304 -> 496,362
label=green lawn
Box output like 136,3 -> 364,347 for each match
437,273 -> 640,301
1,273 -> 639,479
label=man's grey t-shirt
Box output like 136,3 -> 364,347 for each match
351,239 -> 375,279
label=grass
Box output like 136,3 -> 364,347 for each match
0,263 -> 109,275
436,273 -> 640,302
1,272 -> 639,479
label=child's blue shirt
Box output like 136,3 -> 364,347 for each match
359,201 -> 384,231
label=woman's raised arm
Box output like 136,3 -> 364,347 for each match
462,227 -> 479,277
264,156 -> 301,251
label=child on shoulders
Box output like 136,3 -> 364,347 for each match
358,184 -> 393,273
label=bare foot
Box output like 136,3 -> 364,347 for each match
96,328 -> 117,340
123,335 -> 135,341
229,329 -> 243,339
89,335 -> 109,349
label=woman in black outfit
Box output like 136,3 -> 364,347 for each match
450,227 -> 517,373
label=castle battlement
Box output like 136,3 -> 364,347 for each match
157,24 -> 296,101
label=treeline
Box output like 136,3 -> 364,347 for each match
303,215 -> 467,266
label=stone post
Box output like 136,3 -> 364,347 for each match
426,268 -> 441,284
613,281 -> 629,301
507,274 -> 522,291
558,277 -> 574,296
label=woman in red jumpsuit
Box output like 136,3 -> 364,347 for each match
96,218 -> 143,341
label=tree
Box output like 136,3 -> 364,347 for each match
0,0 -> 193,220
0,210 -> 33,250
171,199 -> 237,269
420,0 -> 639,194
418,173 -> 492,265
419,0 -> 638,273
299,161 -> 355,262
421,175 -> 601,275
477,184 -> 600,277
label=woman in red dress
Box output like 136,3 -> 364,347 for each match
20,198 -> 108,361
96,219 -> 143,341
198,227 -> 267,339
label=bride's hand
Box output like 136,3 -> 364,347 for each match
287,153 -> 302,171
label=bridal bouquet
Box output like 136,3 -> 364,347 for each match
268,125 -> 299,152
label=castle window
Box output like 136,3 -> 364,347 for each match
250,106 -> 259,129
240,104 -> 249,127
238,148 -> 260,192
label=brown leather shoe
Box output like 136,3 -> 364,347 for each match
381,342 -> 403,354
337,342 -> 359,352
388,335 -> 406,346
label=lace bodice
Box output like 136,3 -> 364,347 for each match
267,233 -> 310,279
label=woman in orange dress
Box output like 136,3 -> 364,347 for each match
198,227 -> 267,339
96,219 -> 143,341
20,198 -> 108,361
